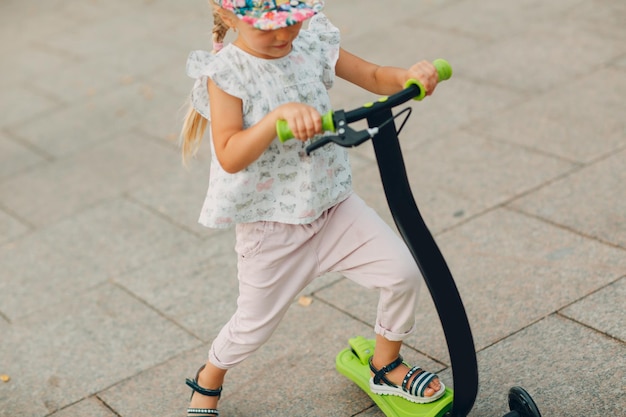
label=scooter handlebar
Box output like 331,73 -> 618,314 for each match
276,59 -> 452,142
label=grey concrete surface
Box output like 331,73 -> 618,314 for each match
1,1 -> 624,416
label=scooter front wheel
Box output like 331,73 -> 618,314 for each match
502,386 -> 542,417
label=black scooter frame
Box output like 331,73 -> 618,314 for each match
306,84 -> 541,417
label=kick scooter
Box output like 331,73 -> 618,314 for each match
277,60 -> 542,417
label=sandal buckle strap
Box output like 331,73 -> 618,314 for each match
186,378 -> 223,398
369,355 -> 405,386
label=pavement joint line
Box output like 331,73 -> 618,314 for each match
555,311 -> 626,345
122,193 -> 207,240
109,275 -> 207,343
1,128 -> 57,163
506,205 -> 626,252
95,395 -> 123,417
555,275 -> 625,314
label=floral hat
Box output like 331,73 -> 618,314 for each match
214,0 -> 324,30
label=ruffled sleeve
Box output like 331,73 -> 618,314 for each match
306,13 -> 340,88
186,49 -> 247,120
186,50 -> 213,120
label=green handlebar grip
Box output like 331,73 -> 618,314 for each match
434,58 -> 453,81
277,110 -> 335,142
405,58 -> 452,101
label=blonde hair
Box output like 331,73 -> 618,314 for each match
180,4 -> 231,162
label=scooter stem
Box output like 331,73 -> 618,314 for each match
366,108 -> 478,417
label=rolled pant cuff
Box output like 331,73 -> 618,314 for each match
375,323 -> 415,342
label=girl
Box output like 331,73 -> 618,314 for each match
181,1 -> 444,416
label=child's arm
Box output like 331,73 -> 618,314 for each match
208,78 -> 322,173
336,48 -> 439,97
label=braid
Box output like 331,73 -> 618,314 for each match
212,9 -> 229,53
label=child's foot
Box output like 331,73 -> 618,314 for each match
369,355 -> 445,404
186,365 -> 222,417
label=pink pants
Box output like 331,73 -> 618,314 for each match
209,193 -> 422,369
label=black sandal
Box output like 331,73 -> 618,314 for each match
368,355 -> 445,404
186,365 -> 222,417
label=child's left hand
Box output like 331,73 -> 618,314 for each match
407,61 -> 439,96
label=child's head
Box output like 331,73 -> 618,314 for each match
212,0 -> 324,31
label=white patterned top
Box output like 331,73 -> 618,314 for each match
187,14 -> 352,228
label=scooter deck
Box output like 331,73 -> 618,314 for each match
336,337 -> 453,417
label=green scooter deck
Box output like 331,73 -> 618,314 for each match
336,337 -> 453,417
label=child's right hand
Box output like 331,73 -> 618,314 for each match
275,103 -> 322,141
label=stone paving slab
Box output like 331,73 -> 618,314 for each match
0,209 -> 28,247
68,131 -> 178,192
114,232 -> 239,341
334,17 -> 484,72
36,198 -> 203,277
128,155 -> 214,237
0,131 -> 47,181
469,66 -> 626,164
28,59 -> 126,106
0,235 -> 107,321
428,208 -> 626,354
417,0 -> 586,40
326,0 -> 459,40
97,345 -> 213,417
6,83 -> 164,159
0,85 -> 61,128
0,284 -> 201,417
449,314 -> 626,416
563,0 -> 626,41
132,92 -> 192,145
561,276 -> 626,342
0,129 -> 179,228
448,20 -> 623,94
510,149 -> 626,249
350,129 -> 576,234
0,155 -> 119,228
48,397 -> 117,417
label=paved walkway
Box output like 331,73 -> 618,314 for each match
1,1 -> 624,416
